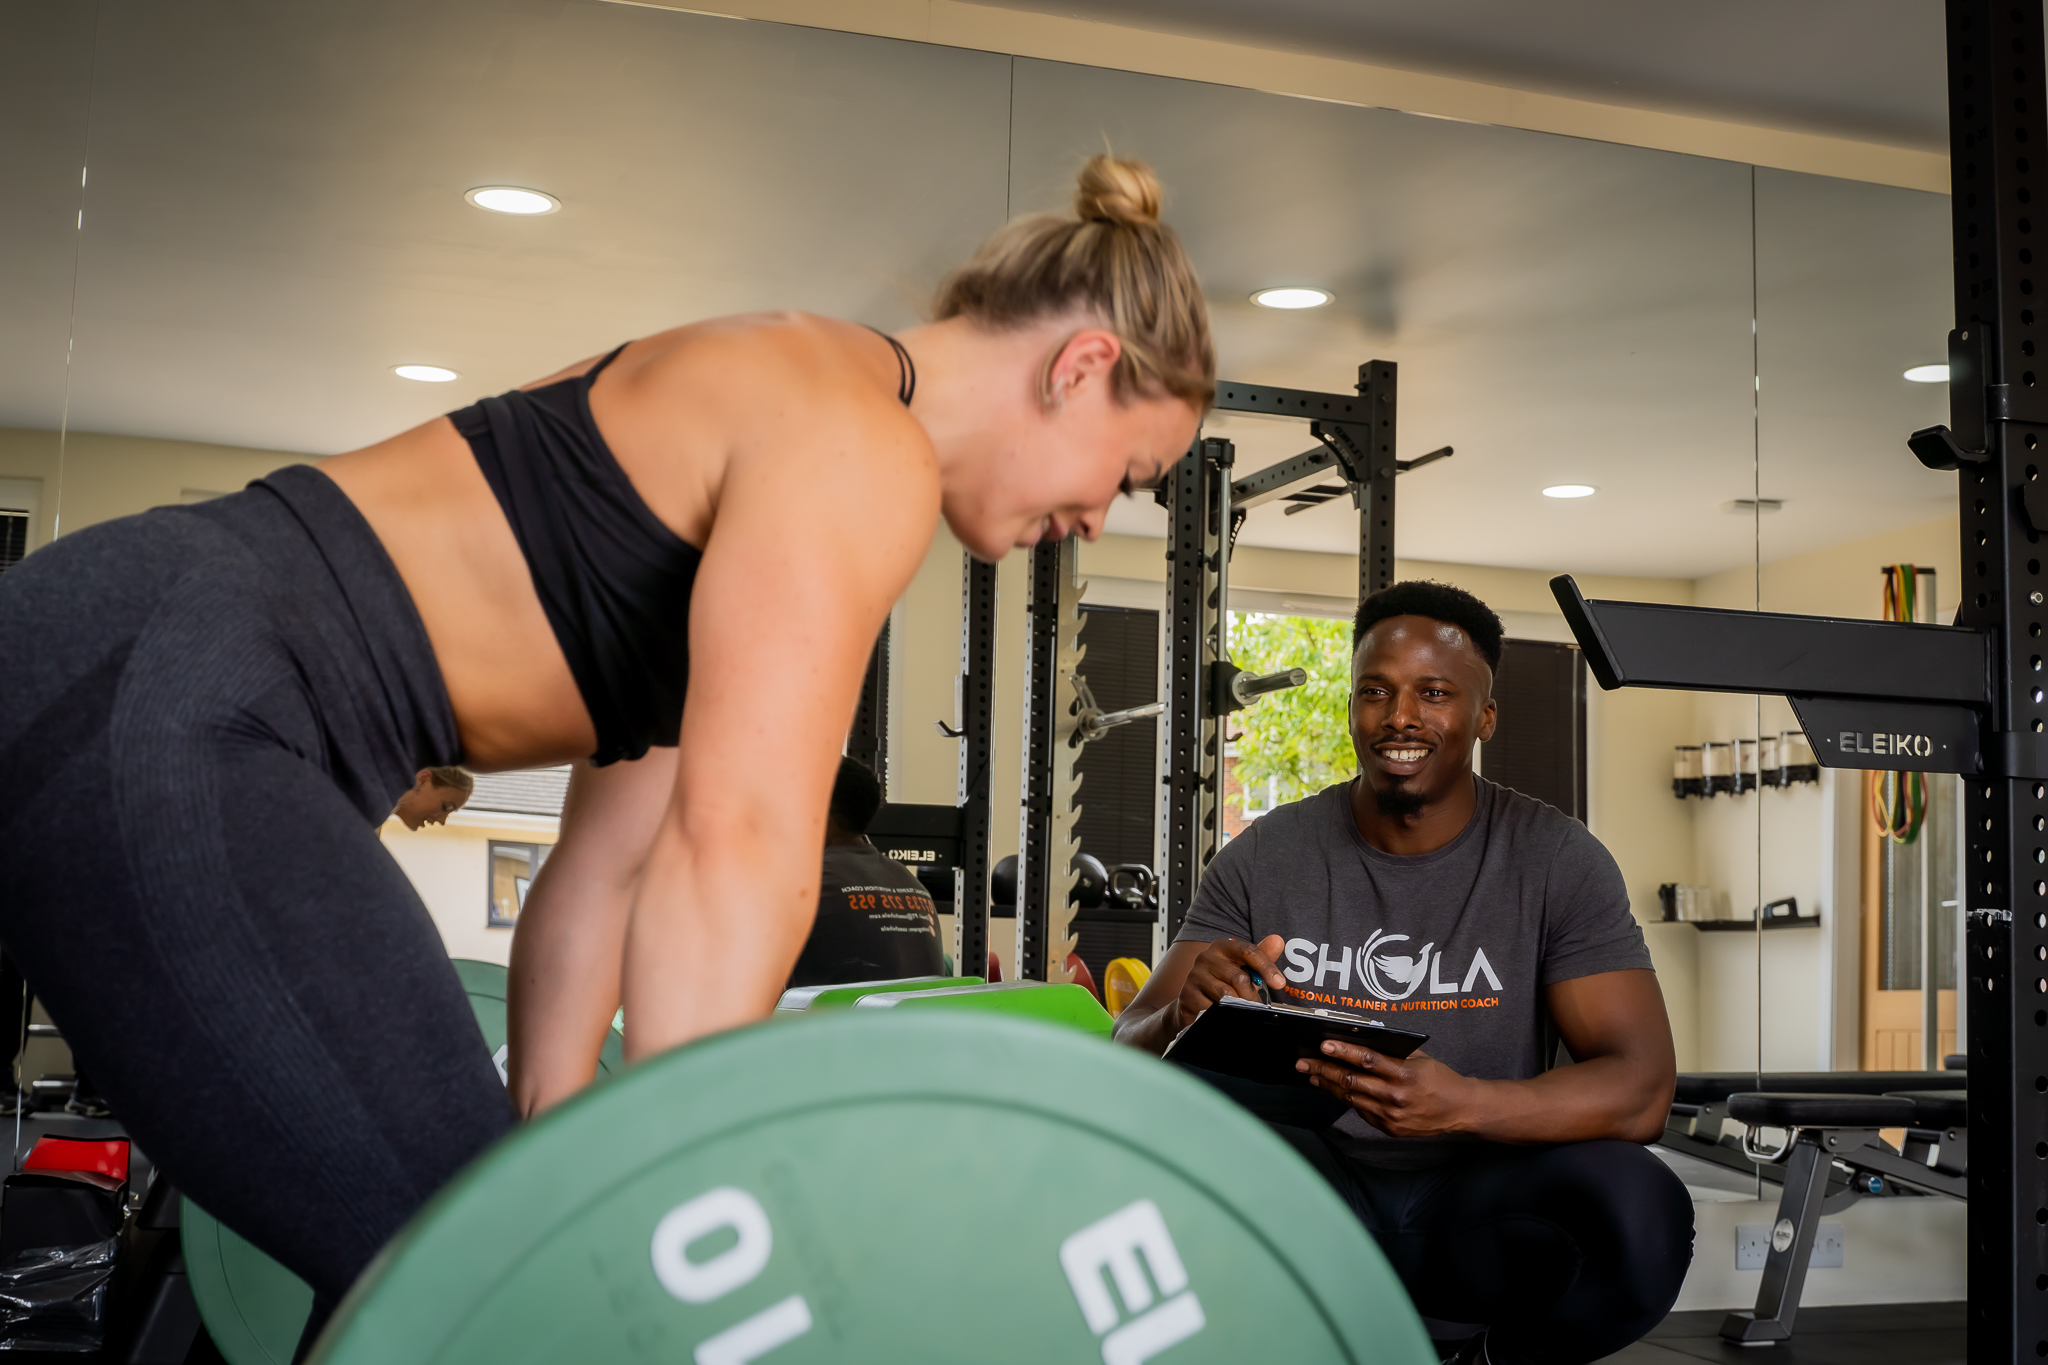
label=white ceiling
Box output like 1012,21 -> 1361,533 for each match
0,0 -> 1957,582
984,0 -> 1950,151
1014,60 -> 1954,576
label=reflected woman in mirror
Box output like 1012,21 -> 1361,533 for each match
0,154 -> 1211,1316
384,765 -> 474,832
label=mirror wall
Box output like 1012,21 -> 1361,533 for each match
0,1 -> 95,561
1,0 -> 1959,1082
1753,169 -> 1955,1072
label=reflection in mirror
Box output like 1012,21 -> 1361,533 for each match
1754,168 -> 1954,1076
1015,59 -> 1758,1082
0,0 -> 96,568
47,0 -> 1011,548
19,0 -> 1018,981
11,0 -> 1950,1147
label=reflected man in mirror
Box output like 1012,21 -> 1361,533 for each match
1115,581 -> 1691,1365
790,757 -> 945,988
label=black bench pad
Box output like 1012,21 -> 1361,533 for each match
1883,1090 -> 1968,1128
1676,1071 -> 1966,1105
1727,1093 -> 1919,1127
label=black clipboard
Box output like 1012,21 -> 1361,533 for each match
1163,994 -> 1429,1090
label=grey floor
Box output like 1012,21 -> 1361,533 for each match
1598,1147 -> 1964,1364
1599,1302 -> 1964,1365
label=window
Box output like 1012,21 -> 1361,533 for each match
0,476 -> 40,578
1224,612 -> 1356,835
488,840 -> 550,927
0,510 -> 24,577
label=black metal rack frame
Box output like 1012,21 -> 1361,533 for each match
855,555 -> 998,980
863,363 -> 1443,982
1158,364 -> 1414,942
1544,5 -> 2048,1350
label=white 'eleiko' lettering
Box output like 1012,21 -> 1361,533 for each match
1100,1294 -> 1206,1365
651,1187 -> 775,1304
1060,1200 -> 1205,1364
692,1295 -> 813,1365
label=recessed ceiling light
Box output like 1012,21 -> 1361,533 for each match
1541,484 -> 1596,499
1903,363 -> 1949,383
393,364 -> 459,383
1251,287 -> 1332,310
464,186 -> 560,215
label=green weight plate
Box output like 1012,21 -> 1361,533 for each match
308,1012 -> 1430,1365
453,958 -> 628,1080
185,959 -> 626,1365
854,980 -> 1114,1038
775,975 -> 984,1012
181,1201 -> 316,1365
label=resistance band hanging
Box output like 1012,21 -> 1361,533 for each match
1868,769 -> 1926,844
1868,564 -> 1927,845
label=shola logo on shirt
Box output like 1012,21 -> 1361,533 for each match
1281,930 -> 1504,1003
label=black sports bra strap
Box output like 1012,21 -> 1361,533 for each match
585,342 -> 632,383
865,326 -> 916,407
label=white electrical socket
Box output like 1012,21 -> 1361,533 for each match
1736,1222 -> 1844,1270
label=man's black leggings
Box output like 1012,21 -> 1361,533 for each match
1271,1127 -> 1694,1365
0,468 -> 514,1305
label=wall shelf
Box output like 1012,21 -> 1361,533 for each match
1684,916 -> 1821,932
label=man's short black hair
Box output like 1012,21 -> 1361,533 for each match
1351,580 -> 1504,672
830,756 -> 885,834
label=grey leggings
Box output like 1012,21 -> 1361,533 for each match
0,467 -> 513,1303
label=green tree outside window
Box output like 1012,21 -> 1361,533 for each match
1228,613 -> 1357,809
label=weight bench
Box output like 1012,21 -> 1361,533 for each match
1716,1089 -> 1966,1345
1660,1070 -> 1966,1185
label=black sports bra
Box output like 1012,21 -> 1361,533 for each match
449,345 -> 697,765
448,333 -> 914,765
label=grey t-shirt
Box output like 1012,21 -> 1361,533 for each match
1177,775 -> 1651,1165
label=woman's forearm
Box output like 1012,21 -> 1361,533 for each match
506,850 -> 633,1116
619,821 -> 820,1060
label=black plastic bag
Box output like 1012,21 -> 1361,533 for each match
0,1236 -> 118,1352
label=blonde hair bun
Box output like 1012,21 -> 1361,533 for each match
1074,154 -> 1162,227
934,151 -> 1213,409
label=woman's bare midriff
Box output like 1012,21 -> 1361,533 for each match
317,315 -> 904,772
320,416 -> 599,770
321,315 -> 905,773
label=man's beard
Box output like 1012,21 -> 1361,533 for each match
1372,779 -> 1427,818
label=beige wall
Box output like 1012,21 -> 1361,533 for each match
1679,513 -> 1960,1070
378,812 -> 560,966
0,426 -> 313,551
